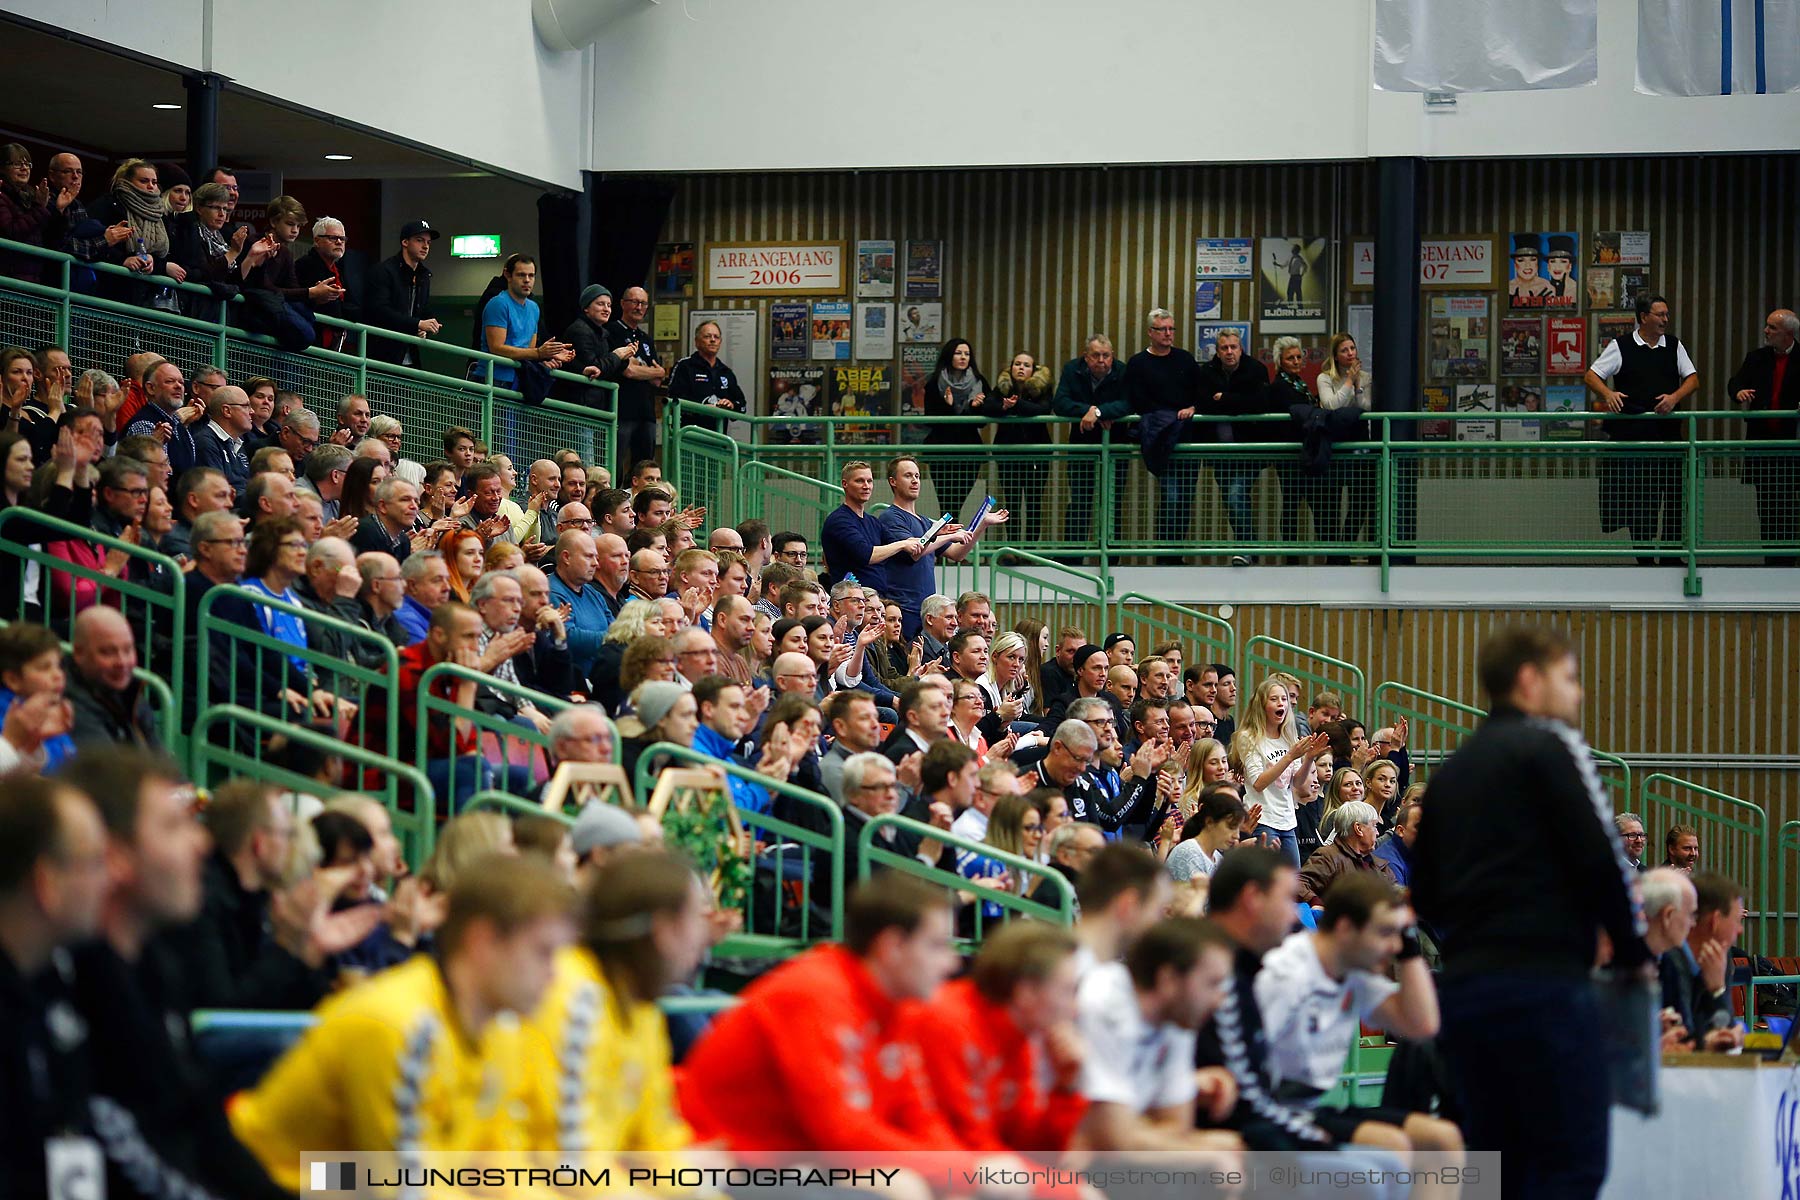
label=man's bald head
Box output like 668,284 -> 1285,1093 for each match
71,606 -> 138,690
557,502 -> 592,529
206,384 -> 249,423
630,548 -> 664,572
772,651 -> 817,693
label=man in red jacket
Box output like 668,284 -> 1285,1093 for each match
678,873 -> 963,1155
906,921 -> 1088,1155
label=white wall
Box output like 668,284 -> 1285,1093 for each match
379,176 -> 551,296
585,0 -> 1800,172
1,0 -> 590,189
0,0 -> 204,66
1367,0 -> 1800,158
583,0 -> 1372,171
210,1 -> 589,189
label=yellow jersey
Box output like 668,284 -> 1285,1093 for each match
228,955 -> 543,1193
523,946 -> 692,1154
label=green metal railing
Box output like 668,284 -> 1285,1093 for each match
193,583 -> 399,763
857,813 -> 1076,942
1594,749 -> 1635,819
633,741 -> 846,953
463,789 -> 572,824
1641,772 -> 1770,955
1370,681 -> 1486,780
0,237 -> 618,481
672,426 -> 740,528
986,547 -> 1110,638
1112,593 -> 1236,674
1777,822 -> 1800,959
659,400 -> 1796,595
1244,635 -> 1368,724
735,460 -> 837,539
415,662 -> 570,813
0,509 -> 186,748
191,703 -> 436,871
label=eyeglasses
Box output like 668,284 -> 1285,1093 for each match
108,485 -> 150,497
856,781 -> 899,794
315,233 -> 346,241
5,159 -> 31,170
776,671 -> 818,682
202,537 -> 246,547
278,539 -> 307,550
561,518 -> 595,529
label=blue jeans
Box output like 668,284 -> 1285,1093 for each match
426,755 -> 493,814
1218,460 -> 1262,543
1438,972 -> 1610,1200
1256,823 -> 1301,867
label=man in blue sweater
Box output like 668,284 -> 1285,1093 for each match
547,529 -> 610,681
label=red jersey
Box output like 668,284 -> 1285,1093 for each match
677,945 -> 959,1155
905,978 -> 1087,1154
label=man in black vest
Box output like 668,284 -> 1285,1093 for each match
1582,294 -> 1700,564
1727,308 -> 1798,565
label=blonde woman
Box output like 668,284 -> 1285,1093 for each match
1319,766 -> 1367,845
1229,676 -> 1329,866
1314,332 -> 1374,547
1363,757 -> 1402,826
420,810 -> 516,895
983,630 -> 1035,721
959,793 -> 1044,918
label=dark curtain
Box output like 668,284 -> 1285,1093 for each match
537,190 -> 583,336
587,176 -> 678,300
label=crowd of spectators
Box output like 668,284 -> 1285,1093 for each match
4,145 -> 1795,564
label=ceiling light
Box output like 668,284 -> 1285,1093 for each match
324,154 -> 353,161
152,103 -> 182,110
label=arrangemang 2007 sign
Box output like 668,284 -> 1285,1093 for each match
705,242 -> 847,296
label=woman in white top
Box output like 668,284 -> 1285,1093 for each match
1166,786 -> 1248,881
1229,676 -> 1329,867
1314,332 -> 1375,547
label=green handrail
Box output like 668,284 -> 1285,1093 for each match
1371,681 -> 1486,777
0,508 -> 186,731
1112,592 -> 1236,671
193,583 -> 400,771
1640,772 -> 1768,956
463,789 -> 572,824
1777,821 -> 1800,959
1592,748 -> 1635,818
857,813 -> 1076,942
632,740 -> 845,947
415,661 -> 571,813
133,666 -> 178,756
1243,635 -> 1367,723
190,703 -> 436,872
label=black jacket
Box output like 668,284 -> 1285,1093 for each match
294,246 -> 364,329
1412,705 -> 1651,979
66,661 -> 162,751
1658,946 -> 1729,1043
922,370 -> 990,446
362,251 -> 433,363
981,365 -> 1054,445
69,936 -> 289,1199
560,313 -> 628,384
0,948 -> 94,1200
157,851 -> 332,1011
1196,354 -> 1276,443
1727,345 -> 1798,439
1051,356 -> 1132,446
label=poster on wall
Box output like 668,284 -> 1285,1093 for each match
898,344 -> 936,445
653,243 -> 696,299
1616,270 -> 1654,312
1592,231 -> 1651,266
854,302 -> 895,360
1347,305 -> 1374,373
770,302 -> 809,361
653,304 -> 684,344
1419,238 -> 1495,289
810,300 -> 852,361
1196,238 -> 1255,279
1455,383 -> 1498,442
1585,268 -> 1617,310
766,366 -> 825,444
1507,232 -> 1580,310
1593,313 -> 1637,357
1543,384 -> 1587,440
1428,295 -> 1492,381
899,301 -> 943,344
1421,386 -> 1454,440
1348,240 -> 1376,289
687,308 -> 758,441
1546,316 -> 1587,375
1500,317 -> 1542,376
1499,382 -> 1544,442
904,240 -> 944,298
829,365 -> 893,445
1193,280 -> 1223,320
706,242 -> 846,295
856,239 -> 896,297
1195,321 -> 1253,364
1258,236 -> 1330,333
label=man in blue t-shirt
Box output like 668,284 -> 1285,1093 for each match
875,453 -> 1007,641
481,253 -> 572,385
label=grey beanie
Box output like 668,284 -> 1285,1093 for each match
579,284 -> 612,311
631,681 -> 686,731
570,801 -> 643,857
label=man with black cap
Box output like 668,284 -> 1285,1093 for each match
363,219 -> 443,366
668,319 -> 747,432
1507,234 -> 1554,308
1543,234 -> 1579,307
1042,643 -> 1111,730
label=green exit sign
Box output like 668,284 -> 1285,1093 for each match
451,234 -> 501,259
